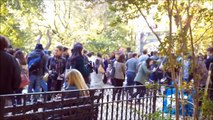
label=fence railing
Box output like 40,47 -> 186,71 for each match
0,85 -> 212,120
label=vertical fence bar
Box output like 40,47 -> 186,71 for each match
43,93 -> 47,119
149,90 -> 152,116
129,87 -> 133,120
111,88 -> 114,120
162,90 -> 165,119
125,88 -> 129,120
115,88 -> 119,120
142,92 -> 145,120
106,95 -> 109,120
145,89 -> 149,120
152,89 -> 157,114
121,88 -> 124,120
0,96 -> 5,120
100,89 -> 104,120
170,86 -> 173,118
61,92 -> 64,119
138,90 -> 141,120
134,91 -> 137,120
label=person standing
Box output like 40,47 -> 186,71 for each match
205,47 -> 213,100
14,50 -> 29,104
112,54 -> 126,100
27,44 -> 46,93
132,58 -> 157,99
150,51 -> 159,61
66,43 -> 93,85
126,53 -> 138,95
0,35 -> 21,96
205,47 -> 213,71
138,49 -> 149,65
90,53 -> 105,88
47,45 -> 66,91
62,47 -> 69,62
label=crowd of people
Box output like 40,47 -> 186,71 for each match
0,35 -> 213,101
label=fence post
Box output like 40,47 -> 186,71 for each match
152,89 -> 157,114
0,96 -> 5,120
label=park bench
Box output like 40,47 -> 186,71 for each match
0,89 -> 102,120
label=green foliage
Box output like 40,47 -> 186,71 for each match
85,23 -> 133,54
0,0 -> 44,51
134,108 -> 172,120
202,95 -> 213,117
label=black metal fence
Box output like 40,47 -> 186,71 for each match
0,85 -> 212,120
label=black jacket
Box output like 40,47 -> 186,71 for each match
66,56 -> 93,82
0,51 -> 21,95
205,56 -> 213,70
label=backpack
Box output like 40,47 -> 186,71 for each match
27,50 -> 44,72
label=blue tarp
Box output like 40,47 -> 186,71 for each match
163,87 -> 194,116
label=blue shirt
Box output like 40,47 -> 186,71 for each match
126,57 -> 138,73
138,55 -> 149,63
183,60 -> 190,80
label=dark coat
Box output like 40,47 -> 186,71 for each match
205,56 -> 213,70
66,56 -> 93,83
0,51 -> 21,95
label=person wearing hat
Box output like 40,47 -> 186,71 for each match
27,43 -> 47,93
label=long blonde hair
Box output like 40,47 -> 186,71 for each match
66,69 -> 89,90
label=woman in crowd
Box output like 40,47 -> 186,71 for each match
112,54 -> 126,100
66,43 -> 93,85
65,69 -> 89,97
90,53 -> 105,88
113,54 -> 126,86
14,50 -> 29,104
132,58 -> 157,99
14,50 -> 28,88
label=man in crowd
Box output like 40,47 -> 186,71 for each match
206,47 -> 213,70
27,43 -> 46,93
47,45 -> 66,91
62,47 -> 69,62
138,49 -> 149,65
126,53 -> 138,86
150,51 -> 159,61
0,35 -> 21,95
205,47 -> 213,100
126,53 -> 138,95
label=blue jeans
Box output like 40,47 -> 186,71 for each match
126,71 -> 136,96
28,74 -> 41,93
40,80 -> 48,92
126,71 -> 136,86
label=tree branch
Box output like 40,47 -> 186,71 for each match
193,26 -> 212,44
133,3 -> 162,45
